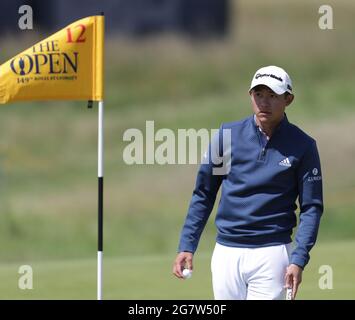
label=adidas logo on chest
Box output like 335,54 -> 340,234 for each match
279,157 -> 291,167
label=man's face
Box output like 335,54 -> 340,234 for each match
250,85 -> 293,127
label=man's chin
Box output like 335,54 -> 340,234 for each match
257,114 -> 272,123
258,112 -> 272,117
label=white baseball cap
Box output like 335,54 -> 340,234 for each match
249,65 -> 293,95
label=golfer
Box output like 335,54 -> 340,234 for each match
173,66 -> 323,300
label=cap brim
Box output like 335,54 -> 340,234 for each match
249,82 -> 286,95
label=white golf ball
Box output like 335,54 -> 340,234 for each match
182,268 -> 192,279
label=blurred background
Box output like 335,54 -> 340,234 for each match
0,0 -> 354,299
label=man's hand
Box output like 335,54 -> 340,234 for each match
284,264 -> 303,299
173,252 -> 194,279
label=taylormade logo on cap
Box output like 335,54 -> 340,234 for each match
255,73 -> 282,82
249,66 -> 293,95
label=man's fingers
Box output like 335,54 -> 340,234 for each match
284,272 -> 292,289
292,285 -> 297,300
173,258 -> 185,279
292,277 -> 301,299
186,256 -> 193,271
173,265 -> 182,278
173,252 -> 194,280
172,265 -> 180,278
284,264 -> 303,299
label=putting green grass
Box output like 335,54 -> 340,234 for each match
0,240 -> 353,300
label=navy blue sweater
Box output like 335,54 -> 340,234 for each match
178,114 -> 323,269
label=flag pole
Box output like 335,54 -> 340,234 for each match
97,100 -> 104,300
97,12 -> 105,301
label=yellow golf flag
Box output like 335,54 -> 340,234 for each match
0,15 -> 104,104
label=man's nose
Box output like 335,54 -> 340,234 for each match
260,97 -> 271,108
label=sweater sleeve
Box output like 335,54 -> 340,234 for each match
291,140 -> 324,269
177,125 -> 227,253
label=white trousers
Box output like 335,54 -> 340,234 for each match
211,242 -> 292,300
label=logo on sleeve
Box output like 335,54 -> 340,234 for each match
308,167 -> 322,182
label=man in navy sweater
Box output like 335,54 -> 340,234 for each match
173,66 -> 323,300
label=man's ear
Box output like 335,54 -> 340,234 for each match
285,94 -> 294,106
